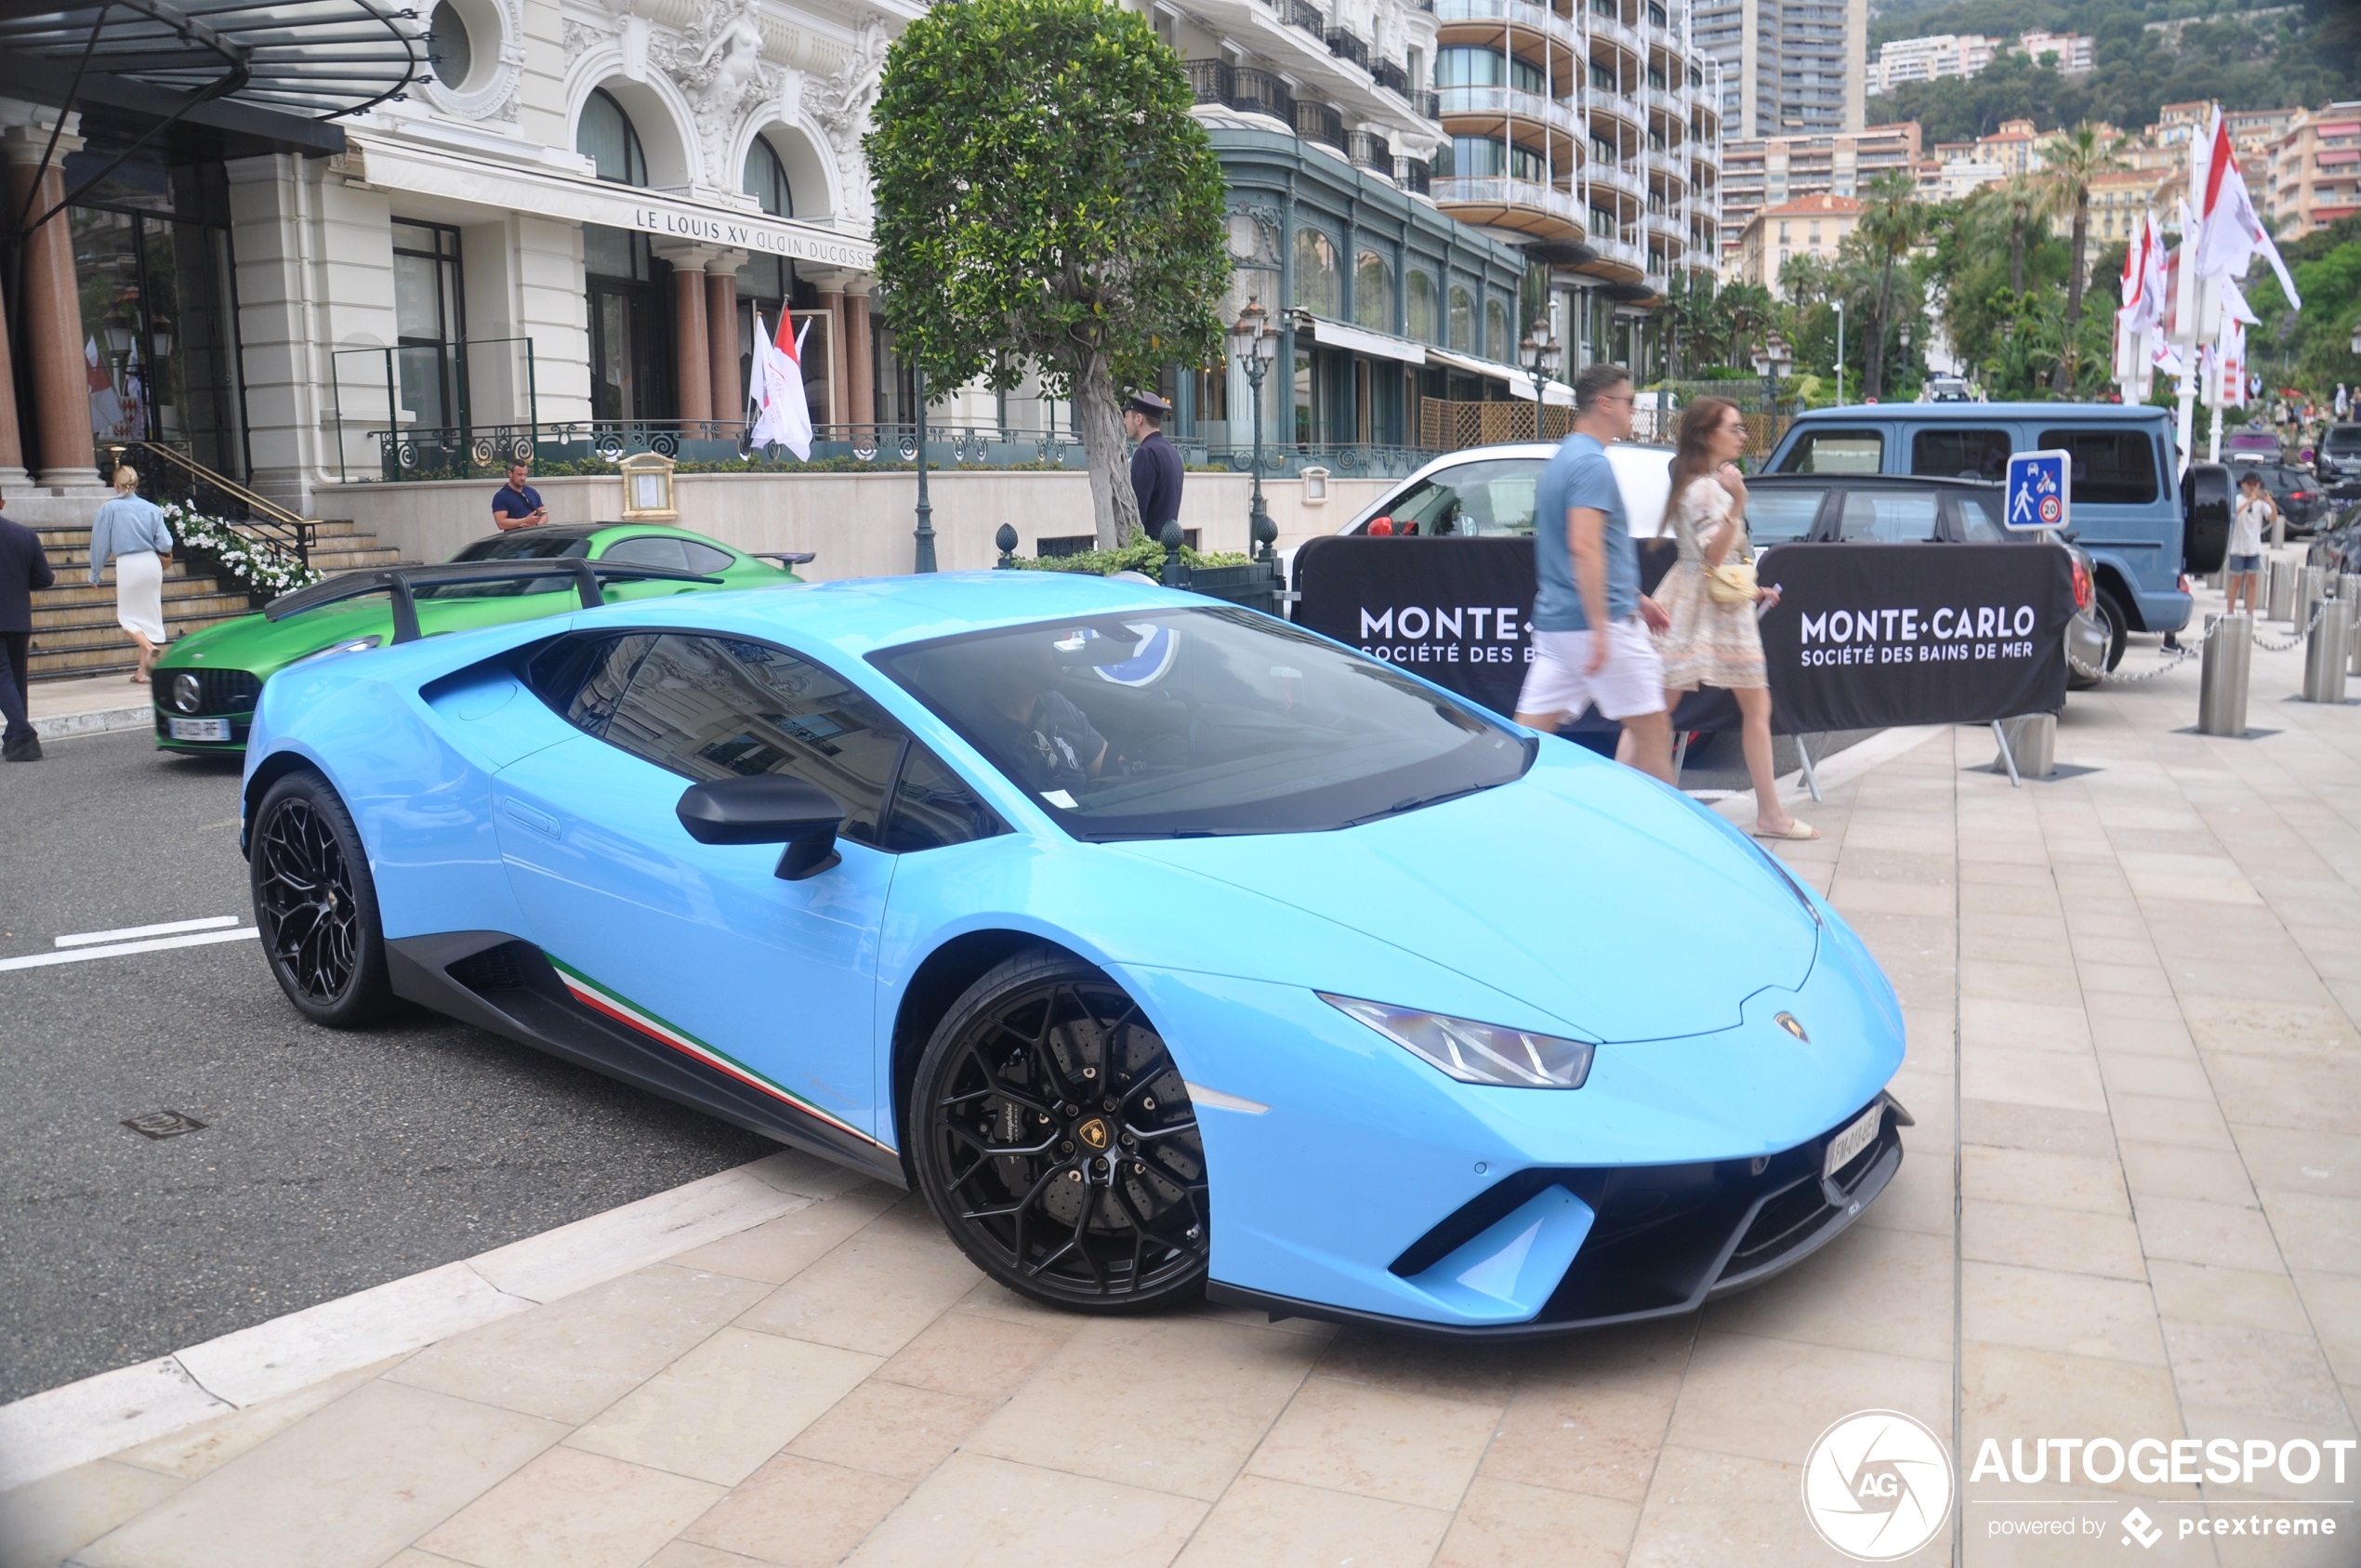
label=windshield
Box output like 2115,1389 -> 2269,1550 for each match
874,607 -> 1534,840
418,532 -> 596,599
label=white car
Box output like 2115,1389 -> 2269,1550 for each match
1283,441 -> 1678,586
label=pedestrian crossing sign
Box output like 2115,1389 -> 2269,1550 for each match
2005,450 -> 2071,532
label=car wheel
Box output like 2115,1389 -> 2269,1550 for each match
911,948 -> 1209,1311
2094,588 -> 2130,672
250,768 -> 396,1028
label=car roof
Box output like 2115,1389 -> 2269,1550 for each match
1750,473 -> 1998,490
562,569 -> 1199,661
1787,402 -> 2168,423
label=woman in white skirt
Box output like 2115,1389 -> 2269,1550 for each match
1651,398 -> 1815,840
87,467 -> 176,682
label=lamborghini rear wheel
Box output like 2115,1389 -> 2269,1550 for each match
912,949 -> 1208,1311
251,768 -> 395,1029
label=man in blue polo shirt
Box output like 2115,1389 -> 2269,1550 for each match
1511,362 -> 1674,782
493,461 -> 548,531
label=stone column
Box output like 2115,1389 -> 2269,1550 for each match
705,253 -> 745,428
804,269 -> 860,434
2,121 -> 99,488
658,244 -> 717,426
0,268 -> 28,491
844,287 -> 874,433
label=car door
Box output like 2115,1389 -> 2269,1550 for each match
491,630 -> 909,1146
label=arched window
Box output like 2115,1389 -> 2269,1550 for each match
1485,298 -> 1511,360
744,136 -> 793,217
577,88 -> 648,187
1405,270 -> 1437,344
1448,285 -> 1474,351
1292,228 -> 1340,318
1353,250 -> 1393,333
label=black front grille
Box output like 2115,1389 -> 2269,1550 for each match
154,667 -> 262,717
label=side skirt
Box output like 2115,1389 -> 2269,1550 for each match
388,931 -> 906,1188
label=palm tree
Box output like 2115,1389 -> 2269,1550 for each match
1857,171 -> 1923,401
1998,175 -> 2039,296
2038,123 -> 2122,394
1719,281 -> 1774,372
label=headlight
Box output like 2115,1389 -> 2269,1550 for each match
1321,994 -> 1595,1088
294,636 -> 382,665
169,672 -> 201,713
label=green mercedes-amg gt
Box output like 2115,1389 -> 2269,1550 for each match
152,522 -> 809,756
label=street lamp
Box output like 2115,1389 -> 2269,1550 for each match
1897,319 -> 1913,392
911,359 -> 935,573
1520,320 -> 1562,437
1753,333 -> 1791,415
1833,299 -> 1845,405
1228,297 -> 1280,560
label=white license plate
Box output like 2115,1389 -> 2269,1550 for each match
1824,1104 -> 1883,1179
167,717 -> 231,742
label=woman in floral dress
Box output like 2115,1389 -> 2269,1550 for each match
1652,398 -> 1814,839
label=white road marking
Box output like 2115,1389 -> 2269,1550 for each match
56,915 -> 240,948
2,928 -> 259,972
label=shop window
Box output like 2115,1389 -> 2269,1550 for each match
1448,285 -> 1473,351
578,88 -> 649,187
1406,269 -> 1438,343
1292,228 -> 1340,318
1353,250 -> 1393,333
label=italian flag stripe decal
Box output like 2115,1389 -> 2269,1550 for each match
547,956 -> 882,1148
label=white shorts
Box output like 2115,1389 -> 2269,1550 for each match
1517,619 -> 1666,723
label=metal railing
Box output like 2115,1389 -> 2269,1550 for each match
363,422 -> 1450,484
1284,0 -> 1326,36
1370,59 -> 1409,96
1433,85 -> 1580,138
332,335 -> 540,487
1430,176 -> 1587,231
1325,27 -> 1368,69
1435,0 -> 1579,49
109,439 -> 314,569
1394,155 -> 1432,194
1294,99 -> 1348,152
1346,131 -> 1392,174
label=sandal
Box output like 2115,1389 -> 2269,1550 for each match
1752,820 -> 1820,841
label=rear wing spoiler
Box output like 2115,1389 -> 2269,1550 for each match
750,551 -> 816,567
264,559 -> 722,644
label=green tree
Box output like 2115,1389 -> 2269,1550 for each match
1857,172 -> 1926,401
866,0 -> 1230,548
2038,122 -> 2121,393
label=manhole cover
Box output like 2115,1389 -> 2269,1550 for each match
123,1110 -> 206,1140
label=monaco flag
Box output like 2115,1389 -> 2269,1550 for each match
2193,110 -> 2302,309
750,309 -> 813,461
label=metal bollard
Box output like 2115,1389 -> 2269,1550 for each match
2267,559 -> 2298,622
2346,576 -> 2361,677
2198,612 -> 2252,737
1994,713 -> 2056,778
2300,565 -> 2327,631
2304,594 -> 2352,704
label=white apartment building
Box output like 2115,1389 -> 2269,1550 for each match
1866,33 -> 1993,95
1691,0 -> 1866,138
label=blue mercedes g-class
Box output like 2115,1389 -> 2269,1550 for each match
1765,403 -> 2230,669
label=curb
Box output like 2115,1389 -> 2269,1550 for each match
33,704 -> 151,740
0,1149 -> 875,1495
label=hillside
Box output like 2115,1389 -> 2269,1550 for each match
1861,0 -> 2361,142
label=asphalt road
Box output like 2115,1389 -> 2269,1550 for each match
0,729 -> 774,1405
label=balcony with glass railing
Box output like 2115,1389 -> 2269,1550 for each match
1434,0 -> 1580,52
1585,83 -> 1643,130
1582,158 -> 1642,205
1582,7 -> 1642,60
1434,84 -> 1580,143
1431,175 -> 1587,243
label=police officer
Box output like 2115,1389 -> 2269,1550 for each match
1124,391 -> 1182,544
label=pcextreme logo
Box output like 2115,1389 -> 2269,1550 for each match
1802,1410 -> 1955,1560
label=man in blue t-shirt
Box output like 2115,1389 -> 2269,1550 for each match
493,462 -> 548,531
1511,363 -> 1674,782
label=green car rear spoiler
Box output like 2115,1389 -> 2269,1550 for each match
264,560 -> 723,644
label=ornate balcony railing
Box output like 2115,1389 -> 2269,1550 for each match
1326,27 -> 1368,68
1370,59 -> 1409,96
1394,155 -> 1432,194
1295,99 -> 1348,151
1187,59 -> 1298,125
1284,0 -> 1326,37
1347,130 -> 1393,174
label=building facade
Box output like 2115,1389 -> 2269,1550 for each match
1866,33 -> 1994,95
1716,119 -> 1912,258
1734,191 -> 1858,294
2265,101 -> 2361,239
1692,0 -> 1865,139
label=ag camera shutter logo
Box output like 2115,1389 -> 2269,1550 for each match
1802,1410 -> 1954,1560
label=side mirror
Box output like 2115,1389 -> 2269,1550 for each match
676,775 -> 844,881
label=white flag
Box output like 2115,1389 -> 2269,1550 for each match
749,310 -> 813,461
2193,110 -> 2302,309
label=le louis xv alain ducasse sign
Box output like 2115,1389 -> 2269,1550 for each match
627,204 -> 871,269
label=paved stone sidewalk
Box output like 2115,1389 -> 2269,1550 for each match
3,589 -> 2357,1568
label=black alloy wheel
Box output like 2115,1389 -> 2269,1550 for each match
251,769 -> 395,1028
913,950 -> 1209,1311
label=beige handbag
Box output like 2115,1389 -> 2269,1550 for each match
1705,525 -> 1759,605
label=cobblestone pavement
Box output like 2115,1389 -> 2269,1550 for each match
4,585 -> 2357,1568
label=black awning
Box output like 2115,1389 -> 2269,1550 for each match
0,0 -> 419,154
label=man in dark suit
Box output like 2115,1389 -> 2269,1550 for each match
0,488 -> 55,760
1124,391 -> 1183,546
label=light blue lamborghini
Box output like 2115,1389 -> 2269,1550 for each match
239,568 -> 1908,1335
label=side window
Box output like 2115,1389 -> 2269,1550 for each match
680,540 -> 737,574
602,635 -> 907,846
2038,428 -> 2159,505
1910,429 -> 2012,482
1776,429 -> 1882,474
1743,486 -> 1828,543
600,534 -> 692,571
1952,493 -> 2008,541
1368,459 -> 1544,536
1838,491 -> 1943,542
553,633 -> 657,735
883,744 -> 1007,853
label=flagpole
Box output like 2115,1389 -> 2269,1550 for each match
2173,118 -> 2206,476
